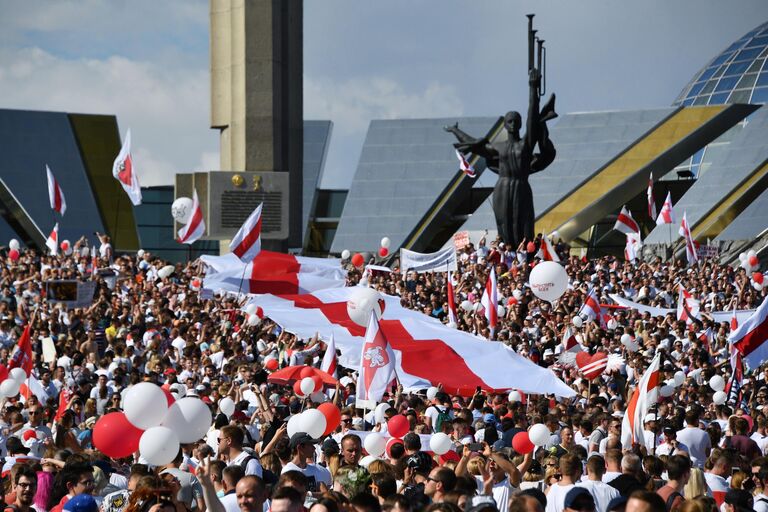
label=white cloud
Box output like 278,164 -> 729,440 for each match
0,46 -> 217,186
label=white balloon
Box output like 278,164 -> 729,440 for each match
748,249 -> 757,260
529,261 -> 568,302
137,249 -> 146,258
247,315 -> 260,327
359,455 -> 378,469
286,414 -> 303,438
606,318 -> 618,331
572,316 -> 583,328
298,409 -> 327,439
9,368 -> 26,383
219,397 -> 236,417
0,378 -> 20,398
709,375 -> 725,392
430,432 -> 453,455
460,300 -> 473,312
513,289 -> 523,301
528,423 -> 550,446
169,384 -> 187,399
243,304 -> 258,316
660,385 -> 675,398
341,250 -> 351,260
124,383 -> 169,430
139,426 -> 180,466
739,252 -> 747,262
754,282 -> 764,291
508,391 -> 522,403
426,387 -> 439,401
61,240 -> 72,255
621,334 -> 639,352
620,334 -> 632,345
80,246 -> 90,258
713,391 -> 727,405
158,265 -> 175,279
374,403 -> 390,424
673,371 -> 685,387
497,305 -> 506,317
161,398 -> 213,443
309,391 -> 326,403
300,377 -> 315,396
171,197 -> 194,223
346,287 -> 383,327
364,432 -> 387,457
380,237 -> 391,249
8,239 -> 19,251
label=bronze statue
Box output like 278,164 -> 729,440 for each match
445,15 -> 557,249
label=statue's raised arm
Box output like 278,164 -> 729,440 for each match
443,123 -> 499,172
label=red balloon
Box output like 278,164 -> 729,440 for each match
299,367 -> 315,379
265,359 -> 279,371
317,402 -> 341,436
60,241 -> 70,251
293,380 -> 305,397
749,255 -> 759,267
512,431 -> 535,455
351,253 -> 364,268
93,412 -> 143,459
378,247 -> 389,257
311,375 -> 323,393
507,297 -> 517,306
526,242 -> 536,253
386,437 -> 404,458
0,365 -> 8,382
161,386 -> 175,407
8,249 -> 19,261
753,272 -> 764,285
387,415 -> 410,438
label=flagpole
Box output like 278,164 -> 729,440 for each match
652,349 -> 664,457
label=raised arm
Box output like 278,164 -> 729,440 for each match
525,69 -> 542,153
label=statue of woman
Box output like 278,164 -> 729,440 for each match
445,69 -> 556,248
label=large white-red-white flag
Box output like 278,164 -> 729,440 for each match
677,285 -> 700,326
177,189 -> 206,244
621,352 -> 661,449
112,129 -> 142,206
357,312 -> 397,408
45,223 -> 58,255
229,203 -> 262,263
625,233 -> 641,263
678,211 -> 699,265
578,287 -> 601,322
46,165 -> 66,216
656,192 -> 674,225
730,294 -> 768,370
454,150 -> 476,178
648,172 -> 657,220
536,236 -> 560,262
480,267 -> 498,336
447,271 -> 459,327
320,332 -> 338,378
614,206 -> 640,236
201,251 -> 346,295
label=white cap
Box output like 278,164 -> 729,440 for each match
644,413 -> 657,423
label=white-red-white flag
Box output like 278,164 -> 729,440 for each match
45,223 -> 58,255
656,191 -> 674,225
578,287 -> 601,322
20,375 -> 50,404
112,129 -> 142,206
678,211 -> 699,264
46,165 -> 66,216
622,352 -> 661,449
320,332 -> 338,378
647,172 -> 657,220
480,267 -> 498,336
730,294 -> 768,370
698,327 -> 713,352
177,189 -> 206,245
614,206 -> 640,236
677,285 -> 700,325
229,203 -> 262,263
535,236 -> 560,262
625,233 -> 641,263
455,150 -> 476,178
357,311 -> 397,408
447,271 -> 459,326
562,326 -> 580,353
731,303 -> 739,331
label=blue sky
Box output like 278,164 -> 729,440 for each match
1,1 -> 767,188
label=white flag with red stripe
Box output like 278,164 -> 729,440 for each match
698,327 -> 713,352
246,287 -> 576,397
46,165 -> 66,216
480,267 -> 498,335
320,332 -> 338,378
447,271 -> 459,327
229,203 -> 262,263
731,303 -> 739,331
455,150 -> 476,178
678,211 -> 699,264
677,285 -> 700,325
177,189 -> 206,244
730,294 -> 768,370
45,223 -> 59,255
625,233 -> 641,263
562,326 -> 580,353
202,251 -> 346,295
621,352 -> 661,449
656,191 -> 674,225
20,375 -> 50,404
535,236 -> 560,262
647,172 -> 657,220
112,129 -> 142,206
578,287 -> 601,323
614,206 -> 640,236
357,311 -> 397,408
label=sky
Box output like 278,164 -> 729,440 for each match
1,1 -> 767,189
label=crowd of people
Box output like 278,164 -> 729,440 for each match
0,231 -> 765,512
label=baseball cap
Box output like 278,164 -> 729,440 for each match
321,438 -> 339,456
289,432 -> 319,450
643,414 -> 657,423
464,495 -> 498,512
563,487 -> 594,510
63,494 -> 98,512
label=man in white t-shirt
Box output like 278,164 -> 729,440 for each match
577,456 -> 620,512
281,433 -> 331,494
676,410 -> 711,468
425,391 -> 454,433
219,425 -> 263,478
545,454 -> 581,512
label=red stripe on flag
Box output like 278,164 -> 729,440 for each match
735,318 -> 768,358
179,207 -> 204,243
233,215 -> 262,260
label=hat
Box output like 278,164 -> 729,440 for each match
63,494 -> 98,512
289,432 -> 319,450
195,384 -> 206,392
563,487 -> 594,510
231,410 -> 248,422
464,495 -> 498,512
644,414 -> 657,423
164,368 -> 176,376
483,413 -> 497,425
321,438 -> 339,456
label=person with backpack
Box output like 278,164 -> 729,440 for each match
425,392 -> 453,434
219,425 -> 264,478
656,455 -> 690,511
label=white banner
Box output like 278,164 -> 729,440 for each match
608,294 -> 755,324
400,247 -> 457,273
